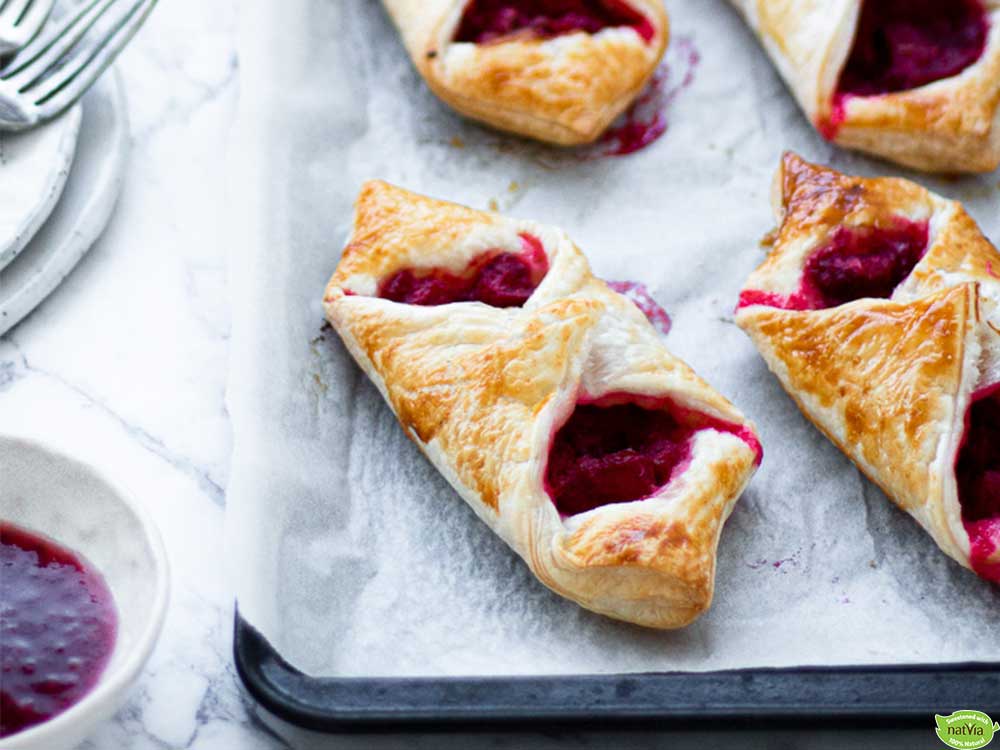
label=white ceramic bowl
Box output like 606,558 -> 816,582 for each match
0,435 -> 170,750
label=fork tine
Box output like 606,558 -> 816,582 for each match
1,0 -> 30,23
35,0 -> 155,118
15,0 -> 54,43
2,0 -> 110,84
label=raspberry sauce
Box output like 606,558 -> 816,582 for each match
1,523 -> 118,737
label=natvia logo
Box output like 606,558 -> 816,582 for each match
935,710 -> 999,749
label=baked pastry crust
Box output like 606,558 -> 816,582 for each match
729,0 -> 1000,173
324,180 -> 761,628
737,153 -> 1000,579
380,0 -> 669,145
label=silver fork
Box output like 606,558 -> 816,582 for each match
0,0 -> 156,131
0,0 -> 55,57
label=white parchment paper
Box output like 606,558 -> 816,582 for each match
226,0 -> 1000,677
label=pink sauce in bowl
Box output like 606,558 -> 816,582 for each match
737,219 -> 929,312
378,233 -> 548,308
823,0 -> 989,137
545,393 -> 761,517
956,384 -> 1000,582
0,523 -> 118,738
454,0 -> 655,45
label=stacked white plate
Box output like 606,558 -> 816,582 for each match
0,70 -> 128,336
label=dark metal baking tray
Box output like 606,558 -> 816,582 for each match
234,611 -> 999,733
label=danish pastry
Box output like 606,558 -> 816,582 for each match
737,153 -> 1000,582
380,0 -> 669,145
324,181 -> 762,627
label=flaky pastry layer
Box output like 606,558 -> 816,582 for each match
737,153 -> 1000,578
381,0 -> 669,145
324,180 -> 761,628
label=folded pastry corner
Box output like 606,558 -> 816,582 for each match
324,180 -> 761,628
737,153 -> 1000,582
730,0 -> 1000,173
380,0 -> 670,145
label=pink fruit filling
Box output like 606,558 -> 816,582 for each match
1,524 -> 118,738
737,219 -> 929,312
821,0 -> 988,138
837,0 -> 988,97
545,394 -> 762,517
453,0 -> 654,45
956,385 -> 1000,582
378,233 -> 548,308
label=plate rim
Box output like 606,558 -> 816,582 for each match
0,69 -> 129,337
0,105 -> 82,272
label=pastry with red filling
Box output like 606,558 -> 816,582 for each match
728,0 -> 1000,173
737,153 -> 1000,583
324,181 -> 761,628
379,0 -> 669,145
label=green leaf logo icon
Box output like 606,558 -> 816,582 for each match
935,710 -> 998,749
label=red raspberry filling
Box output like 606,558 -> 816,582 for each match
545,394 -> 761,517
378,233 -> 548,308
837,0 -> 988,97
957,385 -> 1000,582
454,0 -> 654,45
738,219 -> 929,312
820,0 -> 988,138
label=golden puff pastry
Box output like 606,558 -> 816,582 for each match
729,0 -> 1000,173
737,153 -> 1000,583
380,0 -> 669,145
324,181 -> 762,628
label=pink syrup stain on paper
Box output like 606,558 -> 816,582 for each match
585,36 -> 701,158
606,280 -> 672,335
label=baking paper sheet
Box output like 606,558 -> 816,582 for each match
226,0 -> 1000,677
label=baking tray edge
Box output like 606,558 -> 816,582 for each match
233,611 -> 1000,733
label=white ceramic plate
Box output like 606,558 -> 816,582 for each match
0,70 -> 128,337
0,104 -> 81,271
0,434 -> 170,750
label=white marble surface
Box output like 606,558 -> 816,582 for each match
0,2 -> 285,748
0,3 -> 984,749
